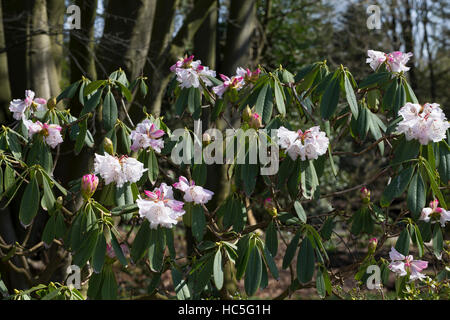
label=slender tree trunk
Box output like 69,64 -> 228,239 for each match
3,0 -> 28,98
144,0 -> 216,117
96,0 -> 156,81
29,0 -> 60,98
0,0 -> 11,122
69,0 -> 98,84
46,0 -> 65,84
400,0 -> 417,90
422,1 -> 436,100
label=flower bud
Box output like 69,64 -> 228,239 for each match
242,105 -> 252,122
360,187 -> 370,203
368,237 -> 378,255
81,174 -> 99,200
249,112 -> 262,129
47,97 -> 57,110
202,132 -> 212,146
264,198 -> 277,217
103,137 -> 114,155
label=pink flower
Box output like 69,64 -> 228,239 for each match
388,247 -> 428,281
420,199 -> 450,227
137,183 -> 185,229
170,55 -> 216,88
212,72 -> 245,98
173,176 -> 214,204
366,50 -> 413,73
81,174 -> 99,200
9,90 -> 47,120
23,120 -> 63,148
130,119 -> 165,152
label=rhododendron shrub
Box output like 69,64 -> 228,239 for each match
0,51 -> 449,301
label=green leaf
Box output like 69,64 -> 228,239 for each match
92,232 -> 107,273
380,166 -> 414,207
255,82 -> 274,124
273,79 -> 286,116
56,81 -> 81,102
357,106 -> 370,140
84,80 -> 105,96
262,245 -> 279,280
412,224 -> 424,258
403,79 -> 418,104
294,201 -> 307,223
130,220 -> 151,263
382,80 -> 398,112
41,214 -> 56,246
432,224 -> 443,259
192,163 -> 207,186
74,117 -> 88,155
72,229 -> 99,268
81,88 -> 103,116
407,171 -> 426,220
101,265 -> 118,300
102,89 -> 118,131
359,72 -> 390,89
316,268 -> 326,298
392,138 -> 420,165
393,82 -> 406,116
241,162 -> 259,197
40,172 -> 55,211
6,130 -> 22,159
244,245 -> 262,296
110,231 -> 128,267
19,174 -> 40,226
297,237 -> 315,283
148,227 -> 165,272
191,205 -> 206,242
438,141 -> 450,183
147,149 -> 159,185
175,88 -> 189,116
422,158 -> 447,208
344,73 -> 358,118
265,221 -> 278,257
395,228 -> 410,256
213,249 -> 224,290
115,81 -> 132,101
320,75 -> 340,120
282,231 -> 301,269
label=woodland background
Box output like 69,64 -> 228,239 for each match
0,0 -> 448,298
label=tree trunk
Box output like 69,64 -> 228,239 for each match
144,0 -> 216,117
0,0 -> 11,122
400,0 -> 417,90
46,0 -> 65,84
28,0 -> 60,98
69,0 -> 98,84
96,0 -> 156,81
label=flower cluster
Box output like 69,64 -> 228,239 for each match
366,50 -> 413,73
277,126 -> 329,161
388,247 -> 428,281
9,90 -> 47,120
396,102 -> 449,145
24,119 -> 63,148
420,199 -> 450,227
170,55 -> 216,89
94,153 -> 146,187
173,176 -> 214,205
136,183 -> 185,229
212,67 -> 260,98
129,119 -> 165,153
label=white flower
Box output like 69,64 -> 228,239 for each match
387,51 -> 413,73
130,119 -> 165,153
137,183 -> 185,229
9,90 -> 47,120
366,50 -> 387,71
136,199 -> 180,229
388,247 -> 428,281
420,199 -> 450,227
23,120 -> 63,149
212,73 -> 245,98
94,153 -> 122,186
170,55 -> 216,89
397,102 -> 449,145
94,153 -> 146,187
276,126 -> 329,161
121,157 -> 147,185
173,176 -> 214,204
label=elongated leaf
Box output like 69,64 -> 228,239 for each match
344,73 -> 358,118
102,90 -> 118,131
282,231 -> 302,269
244,245 -> 262,296
432,224 -> 443,259
130,220 -> 151,263
273,79 -> 286,116
191,205 -> 206,242
255,83 -> 273,124
265,221 -> 278,257
407,172 -> 426,220
395,228 -> 410,256
92,232 -> 107,273
294,201 -> 307,223
320,75 -> 340,120
297,237 -> 315,283
19,174 -> 40,226
380,166 -> 414,207
213,249 -> 224,290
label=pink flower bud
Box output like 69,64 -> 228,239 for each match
249,112 -> 262,129
264,198 -> 277,216
360,187 -> 371,203
81,174 -> 98,200
368,238 -> 378,254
